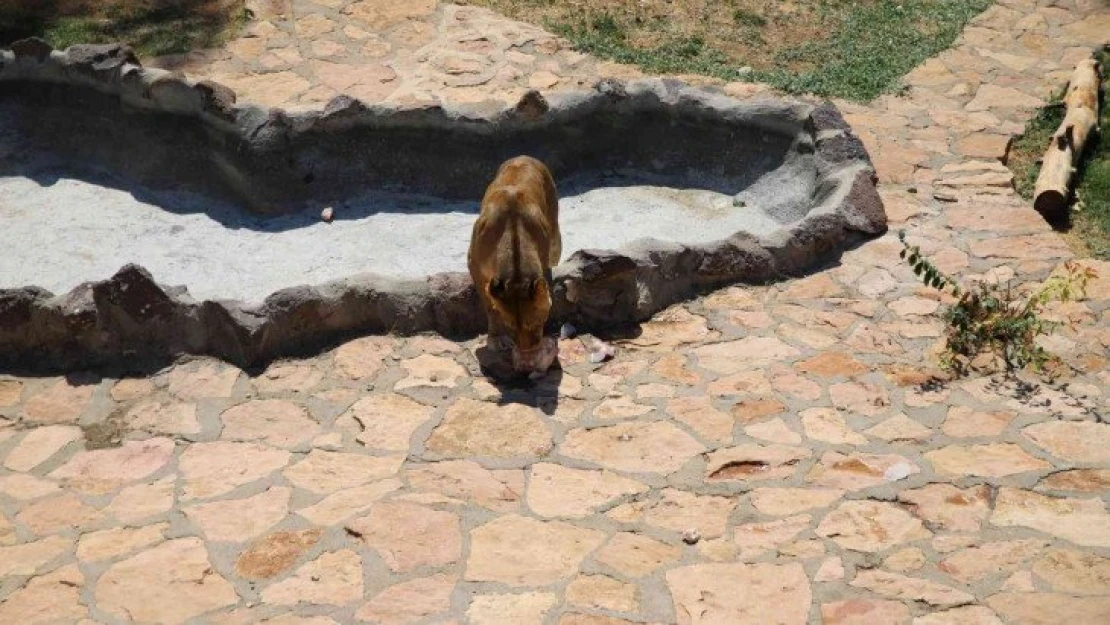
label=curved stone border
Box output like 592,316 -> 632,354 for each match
0,39 -> 885,372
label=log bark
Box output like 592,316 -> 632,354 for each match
1033,57 -> 1101,224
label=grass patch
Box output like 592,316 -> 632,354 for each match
0,0 -> 246,58
1009,49 -> 1110,259
732,9 -> 767,29
549,15 -> 738,79
759,0 -> 991,100
470,0 -> 991,101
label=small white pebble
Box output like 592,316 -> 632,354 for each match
884,462 -> 914,482
682,529 -> 700,545
588,341 -> 616,363
321,207 -> 334,222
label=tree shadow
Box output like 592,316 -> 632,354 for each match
0,1 -> 57,44
0,0 -> 245,57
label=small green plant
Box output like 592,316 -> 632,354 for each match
899,231 -> 1097,376
590,13 -> 626,41
733,9 -> 767,28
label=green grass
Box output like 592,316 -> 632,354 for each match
732,9 -> 767,29
760,0 -> 992,100
0,1 -> 246,58
1009,50 -> 1110,259
550,0 -> 991,101
553,14 -> 739,78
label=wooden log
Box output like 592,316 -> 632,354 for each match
1033,58 -> 1101,224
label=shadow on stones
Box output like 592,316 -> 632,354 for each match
984,373 -> 1104,423
474,344 -> 563,416
0,354 -> 180,380
593,324 -> 646,343
64,370 -> 105,387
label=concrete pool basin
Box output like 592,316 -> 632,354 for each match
0,40 -> 885,372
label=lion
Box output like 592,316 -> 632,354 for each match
468,156 -> 561,373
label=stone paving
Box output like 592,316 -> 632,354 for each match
3,0 -> 1110,623
150,0 -> 722,109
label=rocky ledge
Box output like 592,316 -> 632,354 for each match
0,39 -> 884,372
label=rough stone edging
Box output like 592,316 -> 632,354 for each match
0,39 -> 885,372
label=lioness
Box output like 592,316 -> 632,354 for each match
468,156 -> 561,372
